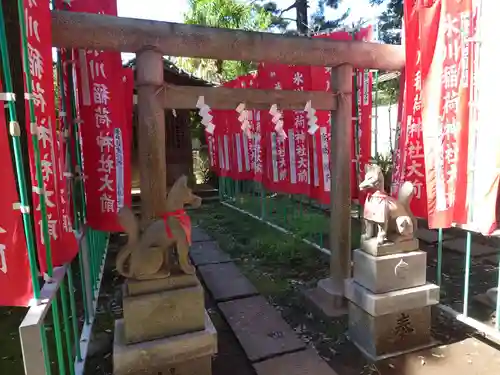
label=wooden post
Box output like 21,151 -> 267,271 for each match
330,64 -> 353,286
305,65 -> 352,317
136,48 -> 167,224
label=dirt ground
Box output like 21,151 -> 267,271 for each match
191,202 -> 499,375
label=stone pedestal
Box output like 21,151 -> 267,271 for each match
113,275 -> 217,375
346,245 -> 439,361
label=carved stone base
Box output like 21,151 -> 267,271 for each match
348,302 -> 432,360
123,274 -> 205,344
113,313 -> 217,375
361,237 -> 420,257
344,278 -> 440,316
353,249 -> 427,293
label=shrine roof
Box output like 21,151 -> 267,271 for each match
123,57 -> 215,87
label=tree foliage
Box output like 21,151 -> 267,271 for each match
369,1 -> 404,108
369,0 -> 403,44
175,0 -> 272,83
255,0 -> 350,35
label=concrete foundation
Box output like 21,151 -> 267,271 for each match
113,314 -> 217,375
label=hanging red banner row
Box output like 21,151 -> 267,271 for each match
206,28 -> 374,204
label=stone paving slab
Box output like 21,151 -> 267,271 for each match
218,295 -> 306,362
198,262 -> 258,302
190,241 -> 232,266
416,228 -> 452,244
481,255 -> 499,266
253,349 -> 338,375
374,337 -> 500,375
442,238 -> 499,257
192,226 -> 212,242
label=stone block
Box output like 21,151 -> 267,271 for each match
190,241 -> 232,266
443,238 -> 498,256
353,249 -> 427,293
123,284 -> 205,344
345,278 -> 440,316
219,295 -> 305,362
415,228 -> 452,244
192,226 -> 212,242
113,314 -> 217,375
198,262 -> 258,302
253,349 -> 338,375
361,237 -> 419,256
125,274 -> 199,296
348,302 -> 431,360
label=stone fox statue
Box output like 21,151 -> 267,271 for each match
359,164 -> 417,245
116,175 -> 202,280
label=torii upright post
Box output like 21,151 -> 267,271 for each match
307,64 -> 352,317
135,47 -> 168,225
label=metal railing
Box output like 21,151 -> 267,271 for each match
0,2 -> 111,374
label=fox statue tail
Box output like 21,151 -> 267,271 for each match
115,206 -> 140,278
397,181 -> 415,209
398,181 -> 417,233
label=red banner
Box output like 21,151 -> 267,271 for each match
391,2 -> 428,218
258,62 -> 293,193
420,0 -> 472,227
70,0 -> 132,232
355,26 -> 374,204
226,76 -> 255,181
204,28 -> 374,204
0,81 -> 34,307
454,1 -> 500,234
23,0 -> 78,272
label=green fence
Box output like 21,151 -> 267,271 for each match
0,2 -> 111,374
220,176 -> 500,342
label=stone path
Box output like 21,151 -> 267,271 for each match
190,225 -> 339,375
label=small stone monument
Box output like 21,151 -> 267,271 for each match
345,165 -> 439,360
113,176 -> 217,375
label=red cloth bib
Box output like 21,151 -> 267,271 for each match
363,191 -> 388,223
162,209 -> 192,245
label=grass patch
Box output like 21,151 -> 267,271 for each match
193,201 -> 488,375
223,191 -> 360,250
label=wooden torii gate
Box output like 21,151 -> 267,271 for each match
50,10 -> 405,310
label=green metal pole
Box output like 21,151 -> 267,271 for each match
0,0 -> 40,299
437,228 -> 443,286
60,48 -> 92,325
59,280 -> 76,375
16,1 -> 67,373
66,268 -> 82,361
0,4 -> 52,374
55,49 -> 86,355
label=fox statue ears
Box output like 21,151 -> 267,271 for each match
365,164 -> 382,174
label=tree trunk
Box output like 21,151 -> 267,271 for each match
296,0 -> 308,35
